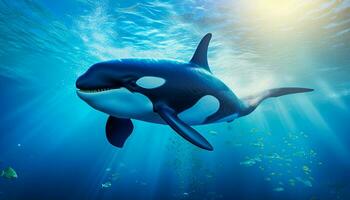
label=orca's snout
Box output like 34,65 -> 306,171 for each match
75,72 -> 107,90
75,64 -> 124,91
75,75 -> 82,89
76,62 -> 108,90
76,61 -> 138,91
75,69 -> 105,90
75,73 -> 90,90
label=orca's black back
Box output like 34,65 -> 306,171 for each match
118,59 -> 242,124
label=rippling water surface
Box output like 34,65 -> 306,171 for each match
0,0 -> 349,199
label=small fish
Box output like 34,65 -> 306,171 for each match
119,162 -> 126,167
135,179 -> 148,186
206,174 -> 213,178
101,181 -> 112,189
1,167 -> 17,179
240,157 -> 262,167
209,130 -> 218,136
302,165 -> 311,174
289,179 -> 296,186
110,173 -> 120,181
296,177 -> 312,187
273,187 -> 284,192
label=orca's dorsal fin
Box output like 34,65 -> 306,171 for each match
190,33 -> 212,73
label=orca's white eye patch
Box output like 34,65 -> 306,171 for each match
136,76 -> 166,89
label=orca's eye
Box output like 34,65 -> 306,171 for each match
136,76 -> 166,89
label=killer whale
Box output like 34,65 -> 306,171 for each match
76,33 -> 313,151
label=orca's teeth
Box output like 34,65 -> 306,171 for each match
79,87 -> 115,93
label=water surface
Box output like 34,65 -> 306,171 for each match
0,0 -> 349,199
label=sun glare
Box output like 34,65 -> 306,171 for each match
242,0 -> 302,27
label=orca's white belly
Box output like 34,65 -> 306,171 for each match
78,87 -> 223,125
136,95 -> 221,125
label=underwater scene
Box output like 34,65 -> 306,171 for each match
1,0 -> 350,199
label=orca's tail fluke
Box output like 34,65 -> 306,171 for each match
239,87 -> 314,116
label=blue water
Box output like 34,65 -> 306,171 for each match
0,0 -> 350,199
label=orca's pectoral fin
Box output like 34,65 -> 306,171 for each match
105,116 -> 134,148
156,104 -> 213,151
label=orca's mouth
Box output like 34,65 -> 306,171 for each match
77,87 -> 116,93
76,78 -> 124,94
